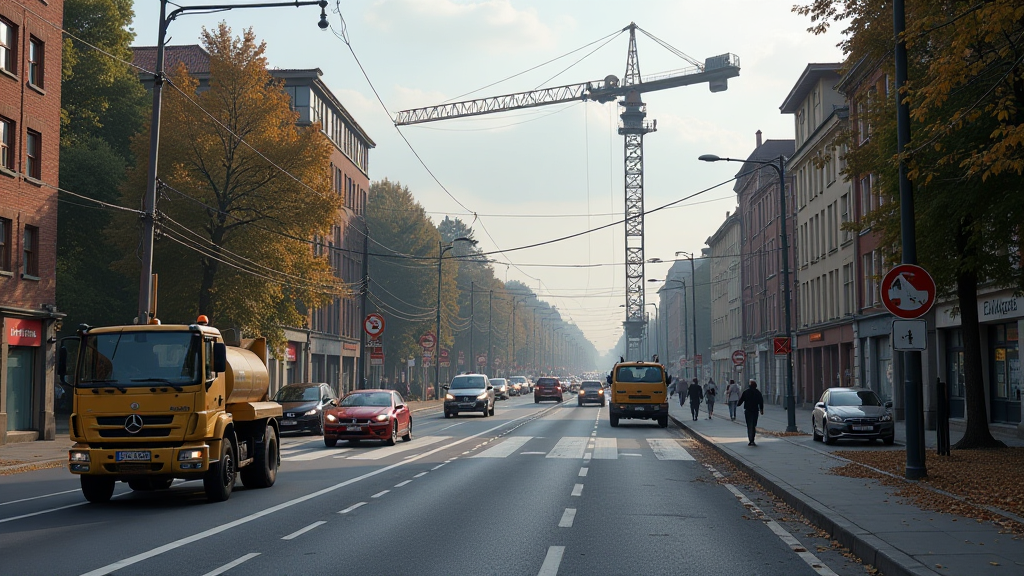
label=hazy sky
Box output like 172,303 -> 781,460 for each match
130,0 -> 846,354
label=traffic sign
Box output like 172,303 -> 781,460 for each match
881,264 -> 936,319
458,350 -> 465,365
892,319 -> 927,351
731,350 -> 746,366
773,337 -> 792,355
694,354 -> 702,365
476,354 -> 486,366
363,313 -> 385,337
419,332 -> 436,350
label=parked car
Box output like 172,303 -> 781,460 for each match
322,389 -> 412,447
490,378 -> 510,400
273,382 -> 337,435
811,387 -> 895,445
577,380 -> 605,406
444,374 -> 495,418
534,377 -> 564,403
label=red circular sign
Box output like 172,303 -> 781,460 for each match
880,264 -> 936,319
731,350 -> 746,366
363,313 -> 385,337
440,349 -> 449,360
419,333 -> 436,349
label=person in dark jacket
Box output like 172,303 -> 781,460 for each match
686,378 -> 704,421
737,379 -> 765,445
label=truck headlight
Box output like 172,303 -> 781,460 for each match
178,449 -> 204,461
69,450 -> 90,462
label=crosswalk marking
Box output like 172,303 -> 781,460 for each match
283,448 -> 349,462
593,437 -> 617,459
345,436 -> 449,460
647,439 -> 695,460
546,437 -> 588,459
472,436 -> 533,458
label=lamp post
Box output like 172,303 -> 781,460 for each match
436,237 -> 476,400
699,153 -> 797,432
649,278 -> 678,369
646,302 -> 659,359
137,0 -> 329,324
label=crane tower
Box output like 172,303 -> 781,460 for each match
394,23 -> 739,359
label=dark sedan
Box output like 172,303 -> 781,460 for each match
273,383 -> 337,435
577,380 -> 605,406
811,387 -> 895,445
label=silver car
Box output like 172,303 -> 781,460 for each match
489,378 -> 509,400
811,387 -> 895,445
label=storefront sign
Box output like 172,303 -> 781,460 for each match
808,332 -> 823,342
285,342 -> 298,362
343,342 -> 358,351
7,318 -> 42,347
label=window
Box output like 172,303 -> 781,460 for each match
862,253 -> 874,308
842,263 -> 854,315
28,37 -> 42,87
860,175 -> 872,217
26,130 -> 40,179
840,193 -> 851,243
23,225 -> 38,277
0,116 -> 11,169
0,19 -> 13,74
0,217 -> 11,272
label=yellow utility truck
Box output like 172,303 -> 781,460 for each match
58,316 -> 281,503
607,358 -> 671,428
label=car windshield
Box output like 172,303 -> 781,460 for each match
510,377 -> 526,384
340,392 -> 392,407
490,380 -> 506,386
78,331 -> 201,387
829,391 -> 882,407
582,382 -> 601,390
616,366 -> 663,383
450,376 -> 487,389
537,378 -> 557,386
274,386 -> 321,402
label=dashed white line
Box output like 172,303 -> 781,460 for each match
537,546 -> 564,576
394,480 -> 412,488
579,467 -> 588,477
558,508 -> 576,528
281,521 -> 326,540
338,502 -> 367,514
371,490 -> 389,499
431,464 -> 445,470
414,472 -> 428,478
201,553 -> 260,576
571,484 -> 584,497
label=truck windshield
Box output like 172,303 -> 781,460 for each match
78,331 -> 201,387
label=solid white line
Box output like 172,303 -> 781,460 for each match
371,490 -> 389,498
439,422 -> 465,431
578,467 -> 588,477
414,472 -> 428,478
77,406 -> 556,576
285,449 -> 348,461
200,553 -> 260,576
0,488 -> 81,507
537,546 -> 565,576
281,521 -> 326,540
338,502 -> 367,514
558,508 -> 576,528
0,501 -> 87,524
394,480 -> 412,487
571,484 -> 583,497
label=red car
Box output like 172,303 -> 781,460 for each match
323,389 -> 412,447
534,377 -> 564,403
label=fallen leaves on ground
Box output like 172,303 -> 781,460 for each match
758,429 -> 809,438
0,460 -> 64,476
831,447 -> 1024,535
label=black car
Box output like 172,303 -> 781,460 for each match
273,382 -> 338,435
577,380 -> 605,406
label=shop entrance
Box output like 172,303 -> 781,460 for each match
5,348 -> 34,431
990,322 -> 1021,424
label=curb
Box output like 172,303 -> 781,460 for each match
0,458 -> 66,475
669,413 -> 941,576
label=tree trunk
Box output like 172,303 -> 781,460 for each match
197,225 -> 224,320
953,266 -> 1004,449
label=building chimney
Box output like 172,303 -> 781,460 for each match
756,130 -> 763,147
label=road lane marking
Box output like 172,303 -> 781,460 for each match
546,437 -> 587,459
284,449 -> 349,461
558,508 -> 576,527
281,521 -> 326,540
520,451 -> 545,455
439,422 -> 465,431
0,501 -> 87,523
345,436 -> 449,460
578,467 -> 588,477
371,490 -> 389,498
0,488 -> 81,506
201,553 -> 259,576
472,436 -> 532,458
537,546 -> 564,576
414,472 -> 428,478
593,437 -> 617,459
394,480 -> 412,487
431,464 -> 445,470
77,406 -> 559,576
647,439 -> 695,461
571,484 -> 583,497
338,502 -> 367,514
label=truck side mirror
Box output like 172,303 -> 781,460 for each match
213,343 -> 227,373
605,374 -> 612,385
57,346 -> 67,379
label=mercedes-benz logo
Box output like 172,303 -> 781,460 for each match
124,414 -> 144,434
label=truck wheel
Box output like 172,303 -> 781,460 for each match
204,440 -> 236,502
658,416 -> 668,428
81,476 -> 115,503
241,425 -> 279,489
610,415 -> 619,427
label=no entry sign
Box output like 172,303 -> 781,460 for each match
731,350 -> 746,366
881,264 -> 936,319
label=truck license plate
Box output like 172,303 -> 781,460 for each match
115,451 -> 151,462
852,425 -> 873,431
346,425 -> 362,432
634,406 -> 645,411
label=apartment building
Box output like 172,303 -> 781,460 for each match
706,211 -> 742,386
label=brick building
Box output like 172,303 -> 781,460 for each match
0,0 -> 63,444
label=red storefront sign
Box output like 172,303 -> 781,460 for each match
7,318 -> 42,347
285,342 -> 298,362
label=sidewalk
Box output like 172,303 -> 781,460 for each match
668,397 -> 1024,576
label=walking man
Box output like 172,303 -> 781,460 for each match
703,378 -> 718,420
737,379 -> 764,446
725,379 -> 741,421
686,378 -> 704,421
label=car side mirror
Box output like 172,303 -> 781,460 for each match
486,384 -> 493,390
328,399 -> 337,406
213,342 -> 227,373
815,402 -> 826,409
57,346 -> 68,379
322,396 -> 331,404
884,401 -> 893,408
395,404 -> 405,410
442,385 -> 449,390
605,375 -> 612,385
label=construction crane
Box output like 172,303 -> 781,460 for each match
395,23 -> 739,359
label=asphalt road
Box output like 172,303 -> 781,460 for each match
0,395 -> 871,576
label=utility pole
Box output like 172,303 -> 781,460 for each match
511,297 -> 517,375
357,225 -> 368,392
487,290 -> 493,377
470,282 -> 475,373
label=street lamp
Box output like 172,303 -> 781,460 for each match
646,302 -> 659,359
650,278 -> 687,375
137,0 -> 329,324
436,237 -> 476,400
699,153 -> 797,432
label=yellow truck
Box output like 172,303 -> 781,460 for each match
58,316 -> 282,503
607,359 -> 672,428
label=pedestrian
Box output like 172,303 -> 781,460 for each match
703,378 -> 718,419
725,379 -> 742,421
737,379 -> 765,446
686,378 -> 704,421
668,377 -> 677,399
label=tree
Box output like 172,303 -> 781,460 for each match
795,0 -> 1024,448
111,24 -> 340,348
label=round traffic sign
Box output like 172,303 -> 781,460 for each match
731,350 -> 746,366
881,264 -> 936,319
363,313 -> 385,337
419,332 -> 436,349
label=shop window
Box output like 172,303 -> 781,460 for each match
23,225 -> 38,277
28,36 -> 43,88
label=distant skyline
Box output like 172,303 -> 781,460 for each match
130,0 -> 846,354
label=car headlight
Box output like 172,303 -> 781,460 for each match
326,413 -> 337,422
477,392 -> 488,400
828,413 -> 845,423
304,409 -> 318,416
879,413 -> 892,422
579,390 -> 585,395
598,389 -> 604,394
375,414 -> 389,422
445,393 -> 455,401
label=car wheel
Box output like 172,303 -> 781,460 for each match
444,411 -> 451,418
534,398 -> 539,404
812,419 -> 822,442
482,407 -> 489,418
489,403 -> 495,416
823,420 -> 836,445
80,476 -> 115,503
578,400 -> 583,407
386,422 -> 398,446
610,415 -> 619,427
883,434 -> 895,446
203,439 -> 236,503
402,419 -> 413,442
314,418 -> 324,437
600,400 -> 605,407
324,436 -> 338,447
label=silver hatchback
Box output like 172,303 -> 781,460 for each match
811,387 -> 895,445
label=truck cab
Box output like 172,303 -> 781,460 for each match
607,361 -> 671,428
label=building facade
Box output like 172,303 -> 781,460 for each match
706,211 -> 742,386
0,0 -> 63,444
781,63 -> 857,406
